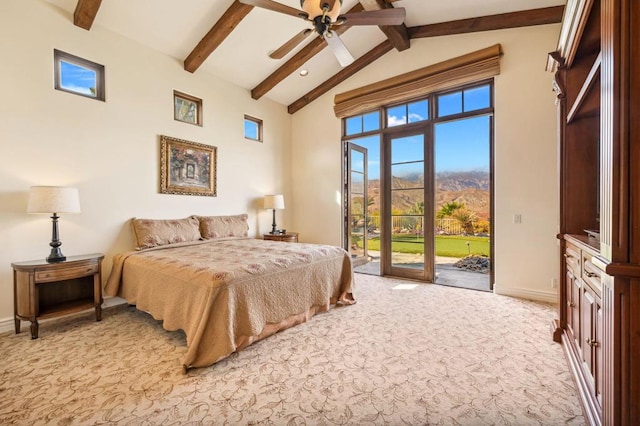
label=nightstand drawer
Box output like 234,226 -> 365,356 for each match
36,263 -> 99,283
264,232 -> 299,242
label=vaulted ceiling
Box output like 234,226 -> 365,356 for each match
47,0 -> 565,113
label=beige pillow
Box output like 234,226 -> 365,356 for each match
197,214 -> 249,240
131,216 -> 201,249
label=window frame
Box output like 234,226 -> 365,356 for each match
341,79 -> 495,287
173,90 -> 203,126
53,49 -> 105,101
435,83 -> 494,120
244,115 -> 263,142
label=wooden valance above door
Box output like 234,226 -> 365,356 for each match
334,44 -> 502,118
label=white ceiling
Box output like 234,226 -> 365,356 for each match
45,0 -> 565,107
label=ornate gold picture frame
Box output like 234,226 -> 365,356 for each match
160,135 -> 217,196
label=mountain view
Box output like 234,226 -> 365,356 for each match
366,170 -> 490,220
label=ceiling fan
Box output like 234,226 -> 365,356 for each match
239,0 -> 406,67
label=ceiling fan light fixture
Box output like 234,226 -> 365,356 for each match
300,0 -> 342,22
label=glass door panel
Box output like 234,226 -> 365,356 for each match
345,136 -> 381,276
434,115 -> 491,290
385,133 -> 432,281
345,144 -> 368,266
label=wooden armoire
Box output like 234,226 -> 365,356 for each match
548,0 -> 639,424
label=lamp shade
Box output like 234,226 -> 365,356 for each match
264,194 -> 285,210
27,186 -> 81,214
301,0 -> 341,21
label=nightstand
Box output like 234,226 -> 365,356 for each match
12,253 -> 105,339
263,232 -> 299,243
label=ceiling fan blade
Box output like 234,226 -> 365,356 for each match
323,30 -> 354,67
238,0 -> 305,19
269,29 -> 314,59
338,8 -> 405,26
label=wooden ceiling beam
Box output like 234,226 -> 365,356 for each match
408,6 -> 564,39
285,5 -> 564,113
359,0 -> 409,52
288,40 -> 393,114
251,3 -> 364,100
184,1 -> 254,73
73,0 -> 102,30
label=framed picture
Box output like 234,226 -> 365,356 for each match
160,135 -> 217,196
54,49 -> 105,101
174,90 -> 202,126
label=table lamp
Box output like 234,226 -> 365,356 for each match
27,186 -> 81,262
263,194 -> 285,234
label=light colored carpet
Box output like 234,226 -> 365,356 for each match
0,274 -> 584,425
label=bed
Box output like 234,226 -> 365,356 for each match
104,214 -> 355,370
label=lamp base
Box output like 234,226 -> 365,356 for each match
271,209 -> 278,234
46,213 -> 66,262
46,248 -> 66,263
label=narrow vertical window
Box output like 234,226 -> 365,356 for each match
244,115 -> 263,142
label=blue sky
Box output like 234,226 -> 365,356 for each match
351,114 -> 490,180
348,84 -> 491,179
60,61 -> 97,96
434,115 -> 490,172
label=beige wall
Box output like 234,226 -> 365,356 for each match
0,1 -> 292,323
291,24 -> 561,302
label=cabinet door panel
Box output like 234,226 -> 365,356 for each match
595,297 -> 603,406
566,268 -> 581,348
580,284 -> 596,391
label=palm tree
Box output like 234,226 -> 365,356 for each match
411,201 -> 425,215
436,201 -> 464,219
452,208 -> 477,235
437,201 -> 477,235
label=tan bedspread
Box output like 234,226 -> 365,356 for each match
104,238 -> 354,369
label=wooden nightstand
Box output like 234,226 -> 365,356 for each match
263,232 -> 299,243
12,253 -> 105,339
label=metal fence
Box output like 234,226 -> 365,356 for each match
366,216 -> 464,235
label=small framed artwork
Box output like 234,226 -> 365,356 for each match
174,90 -> 202,126
160,135 -> 217,196
54,49 -> 105,101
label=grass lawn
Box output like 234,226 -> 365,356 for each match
365,235 -> 490,258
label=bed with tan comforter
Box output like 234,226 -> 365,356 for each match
105,237 -> 354,370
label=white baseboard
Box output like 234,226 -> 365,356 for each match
0,296 -> 127,335
493,284 -> 558,304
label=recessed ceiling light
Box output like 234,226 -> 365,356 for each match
299,69 -> 309,77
